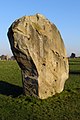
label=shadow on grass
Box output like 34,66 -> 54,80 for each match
69,71 -> 80,74
0,81 -> 23,97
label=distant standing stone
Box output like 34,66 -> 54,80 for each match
8,14 -> 69,99
70,53 -> 76,58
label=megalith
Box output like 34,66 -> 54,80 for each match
7,14 -> 69,99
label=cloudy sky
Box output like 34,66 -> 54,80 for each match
0,0 -> 80,56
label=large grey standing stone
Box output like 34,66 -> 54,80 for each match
7,14 -> 69,99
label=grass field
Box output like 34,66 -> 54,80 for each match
0,59 -> 80,120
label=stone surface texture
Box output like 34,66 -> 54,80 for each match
8,14 -> 69,99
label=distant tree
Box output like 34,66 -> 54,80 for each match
70,53 -> 76,58
0,55 -> 9,60
11,56 -> 15,60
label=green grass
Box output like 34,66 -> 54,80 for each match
0,59 -> 80,120
0,61 -> 22,86
69,58 -> 80,74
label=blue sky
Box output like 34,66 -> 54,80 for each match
0,0 -> 80,56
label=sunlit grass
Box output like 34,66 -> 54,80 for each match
0,61 -> 22,86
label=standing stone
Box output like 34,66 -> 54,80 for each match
7,14 -> 69,99
70,53 -> 76,58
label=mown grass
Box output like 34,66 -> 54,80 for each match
69,58 -> 80,74
0,61 -> 22,86
0,59 -> 80,120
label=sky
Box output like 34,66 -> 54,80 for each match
0,0 -> 80,57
